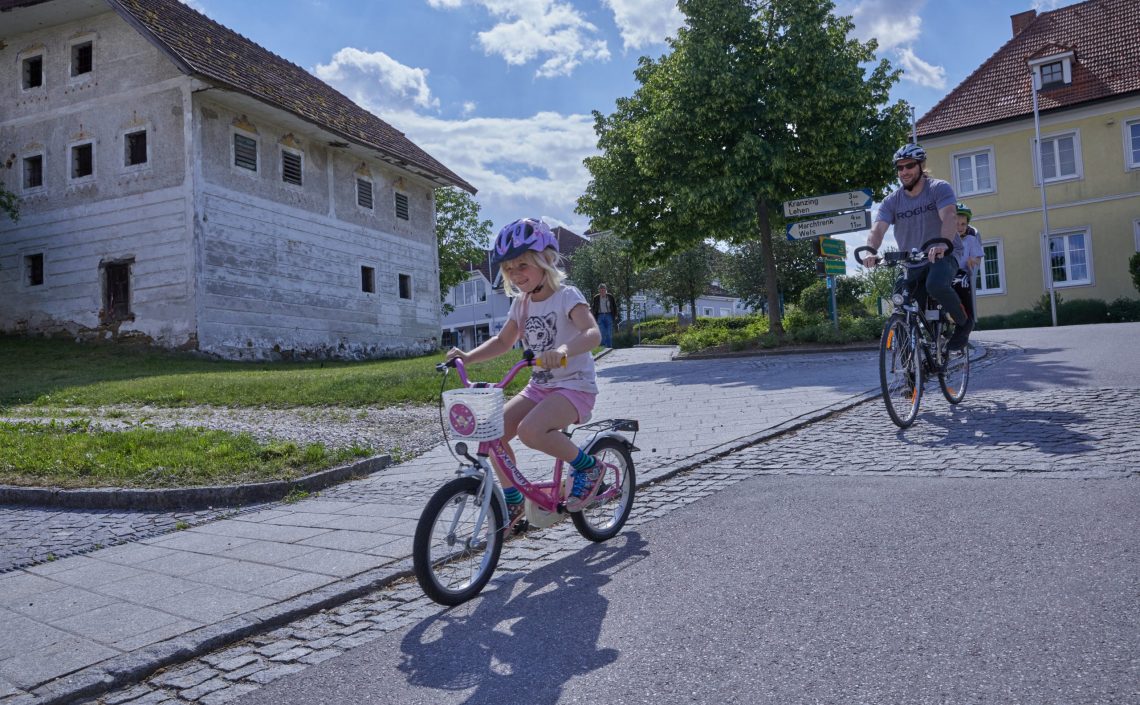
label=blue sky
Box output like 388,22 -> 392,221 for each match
183,0 -> 1069,249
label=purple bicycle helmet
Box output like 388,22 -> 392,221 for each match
491,218 -> 558,266
893,143 -> 927,164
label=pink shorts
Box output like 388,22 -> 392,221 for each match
519,384 -> 596,424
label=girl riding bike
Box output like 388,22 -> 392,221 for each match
446,218 -> 604,529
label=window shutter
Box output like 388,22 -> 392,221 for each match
282,151 -> 302,185
395,192 -> 409,220
357,179 -> 373,209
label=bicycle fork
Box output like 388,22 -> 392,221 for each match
449,459 -> 508,549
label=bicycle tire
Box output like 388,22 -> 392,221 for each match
412,476 -> 504,606
879,315 -> 923,428
939,346 -> 970,404
571,438 -> 636,542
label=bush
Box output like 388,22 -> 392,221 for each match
1058,298 -> 1108,325
1107,297 -> 1140,322
782,305 -> 827,332
677,315 -> 770,353
1130,252 -> 1140,295
633,317 -> 681,342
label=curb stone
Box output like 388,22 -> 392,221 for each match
0,454 -> 390,510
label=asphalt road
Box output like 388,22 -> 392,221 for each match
225,323 -> 1140,705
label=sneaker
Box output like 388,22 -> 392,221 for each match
506,501 -> 527,534
566,460 -> 601,511
946,318 -> 974,351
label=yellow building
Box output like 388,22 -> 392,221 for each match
917,0 -> 1140,316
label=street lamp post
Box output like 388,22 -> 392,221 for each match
1030,67 -> 1059,327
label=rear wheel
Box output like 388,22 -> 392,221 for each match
413,476 -> 503,606
571,438 -> 635,542
939,346 -> 970,404
880,315 -> 923,428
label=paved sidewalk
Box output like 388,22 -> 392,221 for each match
1,344 -> 971,705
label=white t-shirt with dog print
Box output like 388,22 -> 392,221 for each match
508,285 -> 598,394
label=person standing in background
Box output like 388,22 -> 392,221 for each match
591,284 -> 619,348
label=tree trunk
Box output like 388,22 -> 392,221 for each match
757,196 -> 784,336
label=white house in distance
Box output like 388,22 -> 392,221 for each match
0,0 -> 474,360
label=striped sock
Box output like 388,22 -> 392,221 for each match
570,449 -> 596,472
503,486 -> 523,505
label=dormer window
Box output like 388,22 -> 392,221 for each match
1029,51 -> 1073,90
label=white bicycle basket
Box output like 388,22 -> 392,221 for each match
442,387 -> 505,441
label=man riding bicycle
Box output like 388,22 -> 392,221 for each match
865,143 -> 974,351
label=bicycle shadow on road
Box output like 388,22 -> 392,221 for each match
397,531 -> 650,705
897,397 -> 1101,456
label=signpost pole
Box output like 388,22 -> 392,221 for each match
827,275 -> 838,330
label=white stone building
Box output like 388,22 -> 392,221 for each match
0,0 -> 473,360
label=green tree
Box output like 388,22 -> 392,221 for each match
578,0 -> 908,336
722,237 -> 817,311
1130,252 -> 1140,295
0,186 -> 17,222
567,231 -> 644,322
647,243 -> 715,322
434,187 -> 492,313
857,250 -> 898,313
797,276 -> 868,317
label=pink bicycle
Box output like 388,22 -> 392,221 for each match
412,350 -> 639,605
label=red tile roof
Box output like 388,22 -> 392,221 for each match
917,0 -> 1140,138
25,0 -> 475,192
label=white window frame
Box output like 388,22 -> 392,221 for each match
121,125 -> 151,172
951,147 -> 996,197
1132,220 -> 1140,252
20,150 -> 46,194
68,34 -> 96,83
19,48 -> 46,92
454,276 -> 484,306
68,139 -> 96,183
1033,129 -> 1082,185
231,129 -> 259,175
1044,228 -> 1093,289
1029,51 -> 1073,89
1124,118 -> 1140,172
974,239 -> 1006,296
701,306 -> 713,317
280,146 -> 304,188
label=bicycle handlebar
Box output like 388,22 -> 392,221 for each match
438,349 -> 561,388
853,237 -> 955,267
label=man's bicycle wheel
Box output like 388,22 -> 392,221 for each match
879,315 -> 923,428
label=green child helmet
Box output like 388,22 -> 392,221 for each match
956,202 -> 972,222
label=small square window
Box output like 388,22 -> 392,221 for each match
25,254 -> 44,287
71,143 -> 94,179
71,41 -> 93,76
1040,61 -> 1063,86
125,130 -> 147,166
395,192 -> 409,221
361,266 -> 376,293
22,155 -> 43,190
22,55 -> 43,89
357,178 -> 373,209
398,273 -> 412,300
234,133 -> 257,171
282,150 -> 302,186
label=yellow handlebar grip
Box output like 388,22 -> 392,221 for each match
535,355 -> 568,368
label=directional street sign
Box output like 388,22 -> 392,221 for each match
820,238 -> 846,258
786,210 -> 871,241
822,258 -> 847,276
782,189 -> 873,218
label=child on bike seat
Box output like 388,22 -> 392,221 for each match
445,218 -> 603,525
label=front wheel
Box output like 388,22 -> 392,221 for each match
413,476 -> 504,606
880,315 -> 923,428
571,438 -> 635,542
939,346 -> 970,404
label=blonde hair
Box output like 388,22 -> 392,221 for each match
500,248 -> 566,298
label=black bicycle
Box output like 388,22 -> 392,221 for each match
854,238 -> 971,428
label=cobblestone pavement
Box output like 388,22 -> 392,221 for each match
70,341 -> 1140,705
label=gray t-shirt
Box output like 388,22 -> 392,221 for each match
876,177 -> 962,268
509,285 -> 598,394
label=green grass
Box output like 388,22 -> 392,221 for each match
0,336 -> 527,409
0,420 -> 371,488
0,336 -> 542,488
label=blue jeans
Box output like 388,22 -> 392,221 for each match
597,313 -> 614,347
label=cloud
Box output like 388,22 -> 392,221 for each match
313,48 -> 440,112
601,0 -> 684,51
430,0 -> 611,78
895,47 -> 946,89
